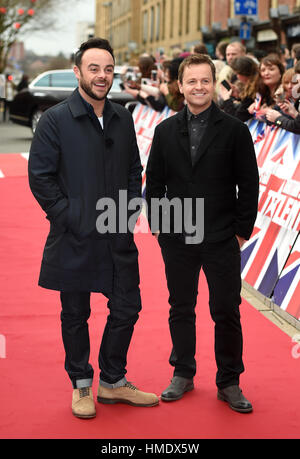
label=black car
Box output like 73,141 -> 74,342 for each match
9,68 -> 136,133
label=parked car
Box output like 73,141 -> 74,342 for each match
9,68 -> 136,133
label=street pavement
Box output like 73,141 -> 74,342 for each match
0,120 -> 33,154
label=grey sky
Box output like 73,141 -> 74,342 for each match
22,0 -> 95,56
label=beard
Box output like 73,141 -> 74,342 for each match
79,77 -> 112,101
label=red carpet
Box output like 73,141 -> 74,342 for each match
0,172 -> 300,439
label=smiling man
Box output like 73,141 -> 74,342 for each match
146,54 -> 259,413
28,38 -> 159,419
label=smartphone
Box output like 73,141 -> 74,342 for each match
276,91 -> 286,102
151,70 -> 157,81
221,80 -> 231,91
119,82 -> 125,90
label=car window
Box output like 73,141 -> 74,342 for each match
50,72 -> 78,88
111,74 -> 122,92
33,74 -> 51,87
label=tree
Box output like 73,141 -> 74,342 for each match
0,0 -> 79,73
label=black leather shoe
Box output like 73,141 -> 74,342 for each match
217,385 -> 253,413
161,376 -> 194,402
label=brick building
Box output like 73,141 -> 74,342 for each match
95,0 -> 300,63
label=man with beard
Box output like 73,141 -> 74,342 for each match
28,38 -> 159,419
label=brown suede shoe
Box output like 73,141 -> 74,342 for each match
72,387 -> 96,419
97,382 -> 159,407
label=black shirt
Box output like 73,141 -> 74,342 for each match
187,104 -> 212,166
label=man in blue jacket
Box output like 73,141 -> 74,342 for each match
29,38 -> 159,418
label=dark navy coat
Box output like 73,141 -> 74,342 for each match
28,88 -> 142,292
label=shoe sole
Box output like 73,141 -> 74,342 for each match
97,396 -> 159,407
217,393 -> 253,413
161,385 -> 194,402
72,410 -> 96,419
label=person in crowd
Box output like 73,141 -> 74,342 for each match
138,54 -> 156,78
250,49 -> 268,63
216,41 -> 246,99
265,63 -> 300,133
28,37 -> 159,419
159,57 -> 185,111
291,43 -> 300,65
247,54 -> 284,122
172,47 -> 183,59
215,41 -> 228,61
146,54 -> 259,413
124,56 -> 185,112
193,43 -> 209,55
219,56 -> 258,121
17,74 -> 29,92
3,75 -> 15,122
281,45 -> 294,69
294,47 -> 300,65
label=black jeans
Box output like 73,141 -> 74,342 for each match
158,234 -> 244,389
60,281 -> 141,389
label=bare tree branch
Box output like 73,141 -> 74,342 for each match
0,0 -> 82,72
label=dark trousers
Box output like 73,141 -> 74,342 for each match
60,281 -> 141,388
158,234 -> 244,389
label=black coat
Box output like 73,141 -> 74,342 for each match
146,102 -> 259,242
28,88 -> 142,292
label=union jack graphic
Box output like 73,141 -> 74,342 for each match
132,103 -> 176,196
273,236 -> 300,320
242,120 -> 300,321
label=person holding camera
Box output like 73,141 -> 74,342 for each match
219,56 -> 258,121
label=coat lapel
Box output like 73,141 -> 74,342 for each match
176,106 -> 192,165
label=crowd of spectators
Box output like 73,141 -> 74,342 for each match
121,40 -> 300,134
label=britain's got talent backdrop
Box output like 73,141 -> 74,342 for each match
132,103 -> 300,322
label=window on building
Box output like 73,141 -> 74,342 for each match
162,0 -> 166,40
186,0 -> 190,34
179,0 -> 183,36
156,3 -> 160,41
143,10 -> 148,43
170,0 -> 174,38
150,6 -> 155,42
197,0 -> 202,30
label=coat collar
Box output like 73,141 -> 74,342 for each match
68,88 -> 120,126
176,101 -> 224,166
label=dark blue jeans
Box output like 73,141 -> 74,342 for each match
60,283 -> 141,389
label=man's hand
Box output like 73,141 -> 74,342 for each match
236,235 -> 246,249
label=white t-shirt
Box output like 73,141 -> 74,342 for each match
98,117 -> 103,129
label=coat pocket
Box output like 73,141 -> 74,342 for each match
68,197 -> 81,236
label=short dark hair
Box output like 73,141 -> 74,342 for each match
74,37 -> 115,67
231,56 -> 258,77
178,54 -> 216,83
194,43 -> 208,55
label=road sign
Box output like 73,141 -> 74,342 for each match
234,0 -> 257,16
239,21 -> 252,40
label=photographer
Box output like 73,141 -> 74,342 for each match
123,56 -> 184,113
219,56 -> 258,121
